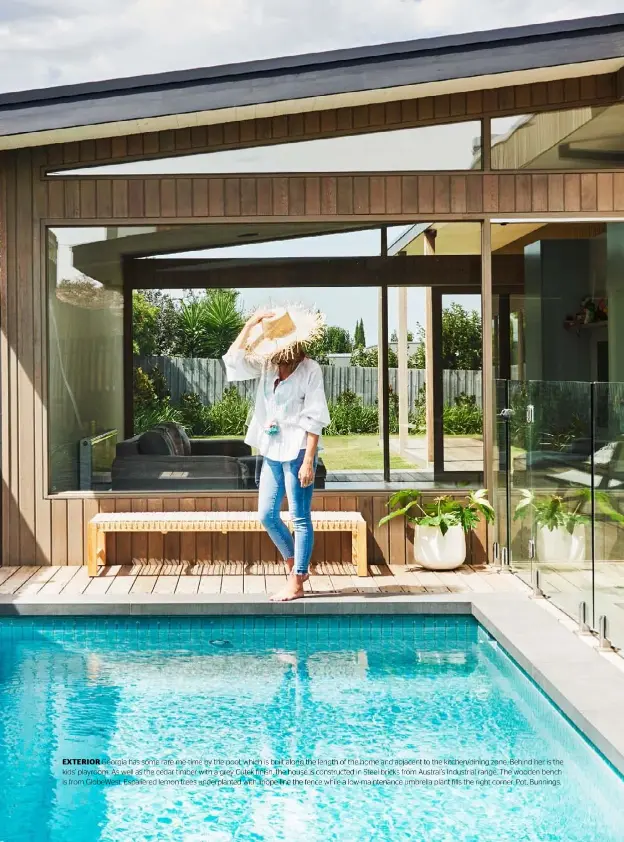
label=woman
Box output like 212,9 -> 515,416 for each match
223,306 -> 331,602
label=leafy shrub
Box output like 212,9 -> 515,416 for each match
407,386 -> 427,434
326,390 -> 379,435
207,387 -> 251,436
133,365 -> 182,434
179,392 -> 212,436
539,414 -> 588,452
134,365 -> 157,405
443,393 -> 483,435
514,490 -> 588,533
406,388 -> 482,436
134,402 -> 183,434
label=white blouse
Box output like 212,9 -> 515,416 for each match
222,347 -> 331,462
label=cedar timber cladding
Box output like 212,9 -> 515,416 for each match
42,172 -> 624,219
26,494 -> 488,569
1,61 -> 624,566
43,72 -> 619,171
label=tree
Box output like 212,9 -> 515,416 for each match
350,346 -> 398,368
174,288 -> 245,358
305,330 -> 330,365
132,291 -> 159,356
133,289 -> 179,356
390,328 -> 414,342
324,325 -> 353,354
353,318 -> 366,348
409,303 -> 482,370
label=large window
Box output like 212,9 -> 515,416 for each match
50,121 -> 482,175
47,224 -> 485,493
388,223 -> 483,481
48,228 -> 124,493
490,102 -> 624,170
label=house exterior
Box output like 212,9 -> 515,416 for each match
1,14 -> 624,572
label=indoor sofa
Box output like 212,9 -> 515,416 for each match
111,422 -> 326,491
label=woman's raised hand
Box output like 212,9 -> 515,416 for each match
247,309 -> 275,328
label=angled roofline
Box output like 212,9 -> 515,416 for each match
2,14 -> 624,107
2,14 -> 624,150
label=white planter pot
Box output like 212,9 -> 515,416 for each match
413,524 -> 467,570
536,525 -> 586,564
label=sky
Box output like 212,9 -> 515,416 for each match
23,0 -> 623,338
1,0 -> 622,94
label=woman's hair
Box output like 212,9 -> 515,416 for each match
271,344 -> 306,366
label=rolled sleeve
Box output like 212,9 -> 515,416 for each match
299,363 -> 331,434
222,347 -> 262,382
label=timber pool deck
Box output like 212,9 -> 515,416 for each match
0,562 -> 527,599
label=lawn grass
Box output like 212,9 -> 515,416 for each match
199,433 -> 480,471
321,434 -> 415,471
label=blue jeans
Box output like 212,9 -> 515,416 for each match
258,449 -> 316,575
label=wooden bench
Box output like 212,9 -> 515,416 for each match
87,511 -> 368,577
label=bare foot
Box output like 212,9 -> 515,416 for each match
284,557 -> 294,574
270,573 -> 308,602
276,653 -> 298,666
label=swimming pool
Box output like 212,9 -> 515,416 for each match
1,615 -> 623,841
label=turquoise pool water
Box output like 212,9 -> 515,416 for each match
1,615 -> 623,841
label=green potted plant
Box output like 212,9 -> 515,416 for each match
379,490 -> 494,570
513,491 -> 588,563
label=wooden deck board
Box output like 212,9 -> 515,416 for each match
152,574 -> 180,595
60,565 -> 92,595
0,563 -> 534,599
175,575 -> 201,595
243,565 -> 267,594
84,565 -> 121,595
0,567 -> 24,587
0,566 -> 41,594
130,575 -> 158,594
106,566 -> 138,595
14,565 -> 59,595
37,565 -> 81,595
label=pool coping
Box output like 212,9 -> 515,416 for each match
2,591 -> 624,777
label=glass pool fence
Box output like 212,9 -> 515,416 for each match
495,379 -> 624,652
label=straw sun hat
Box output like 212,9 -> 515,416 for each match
244,305 -> 325,361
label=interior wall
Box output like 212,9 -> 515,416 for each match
607,223 -> 624,382
523,242 -> 543,380
524,239 -> 598,382
541,240 -> 592,382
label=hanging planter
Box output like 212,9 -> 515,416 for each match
379,490 -> 494,571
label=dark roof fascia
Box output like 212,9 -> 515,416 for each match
2,14 -> 624,109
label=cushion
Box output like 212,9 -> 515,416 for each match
157,422 -> 191,456
138,428 -> 175,456
190,438 -> 252,458
111,455 -> 247,491
115,435 -> 141,459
